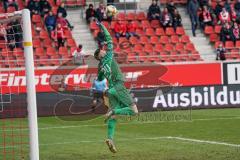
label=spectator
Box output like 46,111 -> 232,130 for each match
166,1 -> 176,17
27,0 -> 40,16
216,43 -> 226,60
214,0 -> 223,17
57,2 -> 67,18
232,22 -> 240,43
172,9 -> 182,30
6,24 -> 15,50
224,0 -> 231,13
107,0 -> 114,6
230,5 -> 237,22
56,12 -> 74,30
72,44 -> 85,65
188,0 -> 199,37
3,0 -> 18,13
235,0 -> 240,14
45,11 -> 56,33
39,0 -> 51,16
147,0 -> 161,21
161,7 -> 172,29
219,8 -> 231,24
200,5 -> 213,29
53,23 -> 65,49
86,4 -> 95,23
220,22 -> 233,43
198,0 -> 208,8
127,21 -> 139,38
0,24 -> 7,41
114,21 -> 128,40
95,3 -> 112,22
11,20 -> 22,48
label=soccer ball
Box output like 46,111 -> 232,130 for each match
106,5 -> 118,17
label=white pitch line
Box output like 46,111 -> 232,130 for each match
1,136 -> 240,149
3,116 -> 240,132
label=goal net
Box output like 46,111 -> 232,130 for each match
0,10 -> 39,160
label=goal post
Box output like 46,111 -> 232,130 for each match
0,9 -> 39,160
22,9 -> 40,160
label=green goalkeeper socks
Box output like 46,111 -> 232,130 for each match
107,118 -> 117,140
114,107 -> 134,116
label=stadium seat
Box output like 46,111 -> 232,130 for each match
165,44 -> 174,52
127,52 -> 138,63
116,12 -> 126,21
67,39 -> 77,47
129,36 -> 139,45
136,29 -> 145,36
181,35 -> 190,43
171,35 -> 180,44
35,48 -> 45,56
126,12 -> 136,20
209,34 -> 219,43
185,43 -> 195,52
235,41 -> 240,48
150,20 -> 160,28
13,48 -> 24,57
166,27 -> 175,35
43,39 -> 54,48
175,43 -> 185,52
156,28 -> 165,36
133,44 -> 143,53
225,41 -> 234,49
58,47 -> 69,56
138,52 -> 148,62
150,36 -> 159,44
40,31 -> 49,39
64,30 -> 72,39
154,44 -> 164,53
144,44 -> 154,54
159,36 -> 169,44
142,20 -> 151,29
140,36 -> 149,44
214,41 -> 222,48
136,12 -> 147,20
46,47 -> 57,56
32,15 -> 42,23
176,27 -> 185,35
90,21 -> 98,30
214,25 -> 222,34
33,39 -> 41,48
204,26 -> 214,34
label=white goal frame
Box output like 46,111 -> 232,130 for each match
0,9 -> 40,160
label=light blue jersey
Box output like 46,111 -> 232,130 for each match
92,79 -> 107,92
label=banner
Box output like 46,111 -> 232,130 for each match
223,62 -> 240,85
0,63 -> 222,94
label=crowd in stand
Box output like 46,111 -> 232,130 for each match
188,0 -> 240,44
147,0 -> 182,30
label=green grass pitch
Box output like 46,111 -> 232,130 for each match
1,108 -> 240,160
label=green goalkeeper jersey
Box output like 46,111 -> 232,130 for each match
97,24 -> 124,88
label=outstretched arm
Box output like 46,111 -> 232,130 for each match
98,22 -> 113,55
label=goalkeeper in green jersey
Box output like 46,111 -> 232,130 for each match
94,20 -> 138,153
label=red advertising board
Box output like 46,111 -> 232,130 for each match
0,63 -> 222,94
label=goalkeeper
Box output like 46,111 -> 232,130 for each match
94,20 -> 138,153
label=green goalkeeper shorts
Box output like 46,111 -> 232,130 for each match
107,82 -> 134,109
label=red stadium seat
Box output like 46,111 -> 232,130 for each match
35,48 -> 45,56
166,27 -> 175,35
176,27 -> 185,35
64,30 -> 72,39
175,43 -> 184,52
116,12 -> 126,21
165,44 -> 174,52
142,20 -> 151,29
154,44 -> 164,53
144,44 -> 154,54
129,36 -> 139,45
181,35 -> 190,43
90,21 -> 98,30
204,26 -> 214,34
140,36 -> 149,44
225,41 -> 234,49
43,39 -> 53,48
32,15 -> 42,23
214,25 -> 222,34
58,47 -> 69,55
150,20 -> 160,28
33,39 -> 41,48
133,44 -> 143,53
137,12 -> 147,20
156,28 -> 165,36
209,34 -> 219,42
126,12 -> 136,20
136,29 -> 145,36
185,43 -> 195,52
40,31 -> 49,39
127,52 -> 138,63
46,47 -> 57,56
159,36 -> 169,44
171,35 -> 180,43
235,41 -> 240,48
150,36 -> 159,44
